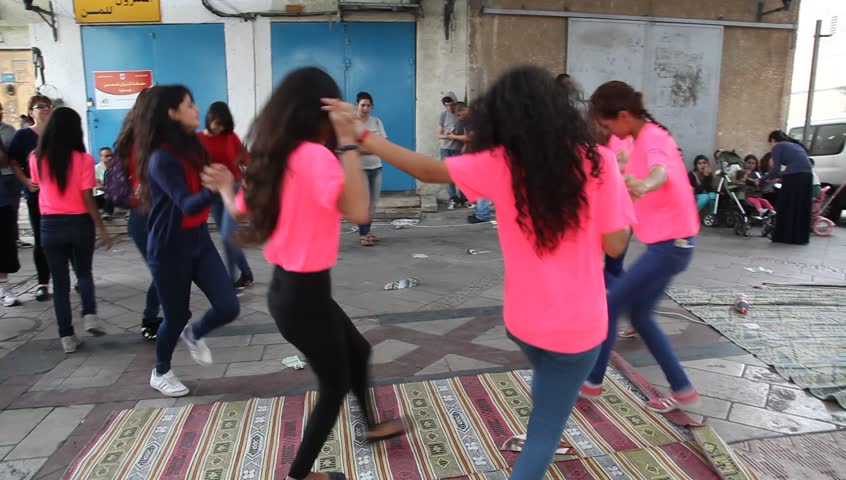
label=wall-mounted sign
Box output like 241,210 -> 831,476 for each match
1,73 -> 15,83
75,0 -> 161,24
93,70 -> 153,110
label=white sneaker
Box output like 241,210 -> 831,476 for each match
60,335 -> 83,353
180,326 -> 213,365
84,314 -> 106,336
150,369 -> 189,397
448,200 -> 456,210
1,287 -> 17,307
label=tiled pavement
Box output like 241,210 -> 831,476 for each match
2,212 -> 846,480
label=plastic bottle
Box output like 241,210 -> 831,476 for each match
735,294 -> 750,315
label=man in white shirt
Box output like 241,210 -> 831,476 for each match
95,147 -> 114,220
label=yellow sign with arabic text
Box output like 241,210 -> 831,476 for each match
75,0 -> 161,24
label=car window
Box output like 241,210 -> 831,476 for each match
809,123 -> 846,156
788,127 -> 807,147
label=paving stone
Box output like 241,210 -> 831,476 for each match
6,405 -> 93,460
0,408 -> 51,445
173,394 -> 223,407
250,333 -> 289,345
0,458 -> 47,480
704,418 -> 784,444
0,446 -> 12,461
722,354 -> 767,368
471,326 -> 520,352
261,343 -> 303,361
135,398 -> 176,409
225,360 -> 285,377
170,346 -> 263,366
370,340 -> 419,364
638,365 -> 770,406
396,317 -> 472,336
681,358 -> 746,377
766,386 -> 846,426
728,404 -> 837,435
416,354 -> 499,376
203,335 -> 252,348
172,364 -> 227,381
742,366 -> 799,389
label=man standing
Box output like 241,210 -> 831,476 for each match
94,147 -> 114,221
438,92 -> 469,209
0,104 -> 29,249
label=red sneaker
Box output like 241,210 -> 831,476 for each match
646,389 -> 700,413
579,383 -> 603,400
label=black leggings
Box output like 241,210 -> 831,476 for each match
27,196 -> 50,285
268,266 -> 373,479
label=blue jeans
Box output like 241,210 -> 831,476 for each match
509,333 -> 600,480
41,214 -> 96,338
588,238 -> 695,392
475,198 -> 491,221
696,192 -> 717,212
358,167 -> 382,236
149,224 -> 240,374
440,148 -> 463,200
210,194 -> 252,281
127,209 -> 161,323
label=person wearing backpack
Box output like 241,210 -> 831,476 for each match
108,88 -> 164,340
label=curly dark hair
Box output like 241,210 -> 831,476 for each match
114,87 -> 153,176
239,67 -> 341,245
469,66 -> 601,255
133,85 -> 209,209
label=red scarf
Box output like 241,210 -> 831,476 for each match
162,145 -> 210,228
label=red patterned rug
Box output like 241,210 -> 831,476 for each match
63,353 -> 756,479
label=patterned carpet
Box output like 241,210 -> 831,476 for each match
666,285 -> 846,408
731,430 -> 846,480
63,362 -> 755,479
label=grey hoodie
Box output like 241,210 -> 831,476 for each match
438,91 -> 462,151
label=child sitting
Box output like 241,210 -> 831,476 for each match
735,170 -> 775,217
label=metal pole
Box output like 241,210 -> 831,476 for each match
803,20 -> 823,146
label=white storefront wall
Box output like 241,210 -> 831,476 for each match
29,0 -> 467,170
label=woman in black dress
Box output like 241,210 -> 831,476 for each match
761,130 -> 813,245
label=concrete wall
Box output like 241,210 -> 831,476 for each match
468,0 -> 799,158
26,0 -> 465,184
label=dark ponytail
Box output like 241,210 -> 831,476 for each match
768,129 -> 808,153
589,81 -> 672,134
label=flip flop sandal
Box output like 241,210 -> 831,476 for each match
366,419 -> 406,444
360,236 -> 376,247
366,233 -> 381,243
617,328 -> 638,339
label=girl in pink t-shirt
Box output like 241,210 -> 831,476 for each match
583,81 -> 701,413
323,66 -> 634,480
202,67 -> 404,480
29,107 -> 112,354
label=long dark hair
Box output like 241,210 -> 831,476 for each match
760,152 -> 773,173
693,154 -> 709,172
743,154 -> 759,171
241,67 -> 341,244
590,81 -> 672,133
205,101 -> 235,133
133,85 -> 208,208
469,66 -> 600,255
768,129 -> 808,152
114,87 -> 153,176
34,107 -> 86,193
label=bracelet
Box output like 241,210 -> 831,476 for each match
335,144 -> 361,154
356,129 -> 371,144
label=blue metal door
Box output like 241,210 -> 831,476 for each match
271,22 -> 417,191
82,24 -> 227,158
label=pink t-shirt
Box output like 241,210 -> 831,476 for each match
606,135 -> 634,155
236,141 -> 345,273
29,151 -> 96,215
624,123 -> 699,244
446,147 -> 635,353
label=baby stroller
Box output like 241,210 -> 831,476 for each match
812,183 -> 846,236
703,150 -> 756,236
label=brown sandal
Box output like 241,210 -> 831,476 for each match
360,236 -> 376,247
366,233 -> 381,244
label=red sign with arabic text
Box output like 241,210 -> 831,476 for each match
94,70 -> 152,95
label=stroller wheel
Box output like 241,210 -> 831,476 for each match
813,218 -> 835,236
703,213 -> 718,227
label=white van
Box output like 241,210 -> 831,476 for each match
788,115 -> 846,220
